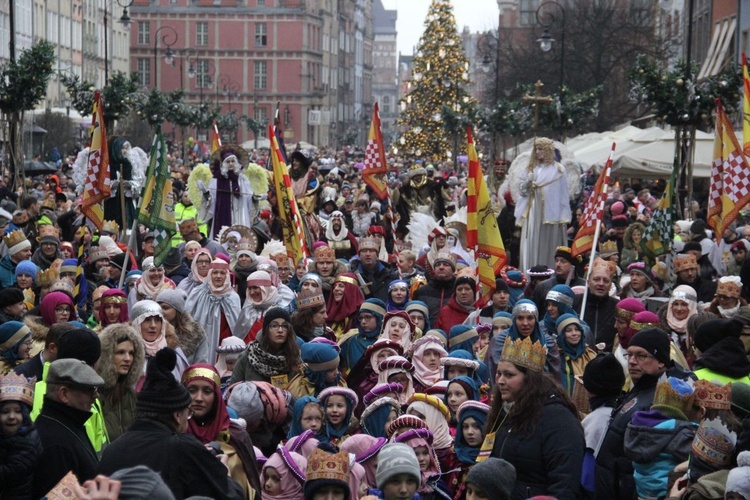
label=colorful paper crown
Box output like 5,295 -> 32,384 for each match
590,257 -> 616,278
37,267 -> 59,288
88,247 -> 109,263
359,237 -> 380,252
717,276 -> 743,299
313,245 -> 335,261
297,289 -> 326,311
651,378 -> 695,421
50,278 -> 75,296
4,230 -> 30,254
306,449 -> 350,483
102,220 -> 120,234
37,225 -> 60,239
674,254 -> 699,273
693,380 -> 732,410
599,240 -> 619,257
691,417 -> 737,468
0,372 -> 36,407
500,337 -> 546,373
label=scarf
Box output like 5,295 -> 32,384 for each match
454,406 -> 488,465
666,285 -> 698,333
261,451 -> 307,500
412,340 -> 447,388
208,269 -> 233,296
326,274 -> 365,323
189,249 -> 212,284
136,274 -> 174,300
628,286 -> 655,300
718,303 -> 741,319
245,341 -> 290,378
324,212 -> 349,242
183,364 -> 231,445
407,400 -> 453,450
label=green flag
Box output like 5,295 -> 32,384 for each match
642,159 -> 676,264
137,125 -> 176,267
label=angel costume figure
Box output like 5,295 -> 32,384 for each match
392,165 -> 449,239
193,145 -> 260,240
72,136 -> 147,228
514,138 -> 573,272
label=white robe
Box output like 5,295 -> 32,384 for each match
515,162 -> 571,272
184,281 -> 241,360
201,173 -> 256,237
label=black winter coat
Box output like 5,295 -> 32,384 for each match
574,291 -> 618,351
33,397 -> 99,498
413,277 -> 456,327
490,396 -> 585,500
532,275 -> 587,314
675,275 -> 717,304
0,423 -> 41,499
98,418 -> 244,500
355,262 -> 397,303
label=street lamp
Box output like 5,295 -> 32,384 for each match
153,25 -> 177,89
118,0 -> 134,26
535,1 -> 566,139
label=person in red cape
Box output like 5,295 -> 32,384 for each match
326,272 -> 365,338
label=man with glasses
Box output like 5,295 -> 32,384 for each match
99,348 -> 244,499
33,358 -> 105,497
176,219 -> 223,259
595,328 -> 694,499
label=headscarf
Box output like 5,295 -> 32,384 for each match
287,395 -> 324,440
98,289 -> 129,326
543,285 -> 576,335
666,285 -> 698,333
131,300 -> 168,357
361,397 -> 401,439
411,336 -> 448,388
555,313 -> 588,360
245,270 -> 280,308
284,429 -> 321,459
0,321 -> 31,364
379,310 -> 416,353
40,291 -> 77,326
506,299 -> 548,346
136,261 -> 175,299
377,356 -> 415,405
441,349 -> 480,380
190,248 -> 212,283
444,376 -> 480,409
340,434 -> 387,490
405,300 -> 431,332
98,235 -> 123,257
326,273 -> 365,323
393,428 -> 441,493
325,210 -> 350,242
339,299 -> 387,372
261,450 -> 307,500
214,336 -> 245,379
181,364 -> 230,445
386,279 -> 410,312
208,260 -> 233,295
319,387 -> 358,439
454,401 -> 490,464
406,395 -> 453,450
367,339 -> 402,374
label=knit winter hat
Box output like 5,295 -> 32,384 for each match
465,457 -> 516,500
301,342 -> 341,372
155,288 -> 187,315
694,318 -> 743,353
109,466 -> 176,500
14,260 -> 37,281
582,353 -> 625,397
726,451 -> 750,499
56,328 -> 102,367
494,278 -> 510,293
136,348 -> 192,414
454,276 -> 476,291
0,288 -> 24,309
628,328 -> 671,364
263,307 -> 292,331
375,443 -> 421,490
304,449 -> 351,500
226,382 -> 264,423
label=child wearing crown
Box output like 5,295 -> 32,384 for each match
0,372 -> 41,498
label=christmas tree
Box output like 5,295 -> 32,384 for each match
396,0 -> 475,162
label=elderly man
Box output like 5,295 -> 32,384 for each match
353,237 -> 397,302
532,246 -> 586,313
0,230 -> 32,288
595,328 -> 694,499
412,251 -> 457,327
98,348 -> 245,499
322,210 -> 358,260
34,358 -> 105,497
177,218 -> 224,258
573,258 -> 618,351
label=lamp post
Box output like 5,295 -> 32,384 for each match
117,0 -> 134,26
478,32 -> 499,161
190,59 -> 215,105
153,25 -> 177,89
535,1 -> 565,140
178,48 -> 196,92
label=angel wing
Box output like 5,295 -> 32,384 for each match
244,162 -> 269,196
126,146 -> 148,195
561,159 -> 583,200
260,239 -> 286,258
405,212 -> 438,253
505,151 -> 530,206
71,148 -> 90,196
187,163 -> 213,208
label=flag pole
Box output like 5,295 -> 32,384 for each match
118,218 -> 139,290
579,201 -> 605,321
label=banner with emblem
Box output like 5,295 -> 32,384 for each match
643,162 -> 675,262
210,120 -> 222,154
362,102 -> 389,200
466,125 -> 507,300
571,143 -> 614,258
81,91 -> 111,230
137,124 -> 176,267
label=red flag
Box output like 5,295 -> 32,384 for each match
210,120 -> 222,153
571,143 -> 614,258
81,91 -> 111,230
362,103 -> 389,200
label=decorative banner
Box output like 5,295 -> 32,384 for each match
210,120 -> 222,153
269,123 -> 309,265
743,53 -> 750,156
571,143 -> 614,258
137,124 -> 176,267
363,102 -> 389,200
81,90 -> 111,230
643,162 -> 675,261
466,125 -> 507,299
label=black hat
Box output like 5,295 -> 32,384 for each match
263,307 -> 292,333
494,279 -> 509,294
694,319 -> 743,353
0,288 -> 24,309
136,348 -> 192,414
109,252 -> 127,271
612,215 -> 629,228
690,219 -> 707,236
57,328 -> 102,367
628,328 -> 671,364
454,276 -> 476,291
682,242 -> 703,254
162,247 -> 182,269
582,353 -> 625,397
290,150 -> 312,170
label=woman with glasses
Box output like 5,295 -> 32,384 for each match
230,308 -> 302,388
0,320 -> 33,374
23,291 -> 77,358
127,256 -> 176,310
177,248 -> 213,295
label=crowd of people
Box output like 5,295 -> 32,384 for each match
2,136 -> 750,500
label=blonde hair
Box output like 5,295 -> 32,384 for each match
529,137 -> 556,170
399,250 -> 416,263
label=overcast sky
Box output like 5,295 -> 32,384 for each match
381,0 -> 500,55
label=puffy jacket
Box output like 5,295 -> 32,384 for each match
574,291 -> 618,351
413,277 -> 455,327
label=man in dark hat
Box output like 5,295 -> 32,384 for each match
531,246 -> 586,313
0,287 -> 25,323
162,247 -> 190,285
98,348 -> 245,499
34,358 -> 105,497
99,252 -> 127,289
477,278 -> 512,323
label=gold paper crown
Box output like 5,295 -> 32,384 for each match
599,240 -> 618,256
590,257 -> 616,278
313,245 -> 335,261
3,229 -> 28,248
651,378 -> 695,420
102,220 -> 120,234
305,449 -> 350,483
37,267 -> 59,288
500,336 -> 546,372
693,380 -> 732,410
674,254 -> 699,273
717,278 -> 742,299
50,278 -> 75,296
37,225 -> 59,239
0,372 -> 36,407
692,417 -> 737,468
297,289 -> 326,311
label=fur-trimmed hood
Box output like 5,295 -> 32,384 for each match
24,315 -> 49,344
174,315 -> 207,358
623,222 -> 646,250
97,323 -> 145,389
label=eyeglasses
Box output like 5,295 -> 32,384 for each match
55,306 -> 72,314
623,352 -> 654,363
268,322 -> 289,330
66,385 -> 99,397
196,259 -> 211,265
359,314 -> 375,321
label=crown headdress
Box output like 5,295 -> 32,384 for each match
651,377 -> 695,420
3,229 -> 30,254
0,372 -> 36,406
599,240 -> 618,256
691,417 -> 737,468
102,220 -> 120,234
693,380 -> 732,410
37,267 -> 59,288
297,289 -> 326,311
500,337 -> 546,372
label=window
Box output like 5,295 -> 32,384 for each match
255,23 -> 267,46
196,22 -> 208,46
382,95 -> 391,114
519,0 -> 539,26
257,0 -> 265,5
197,60 -> 212,88
254,61 -> 267,89
254,107 -> 268,136
137,58 -> 150,86
138,21 -> 149,45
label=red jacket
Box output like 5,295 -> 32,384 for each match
436,295 -> 471,332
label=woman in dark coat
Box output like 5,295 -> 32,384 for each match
488,336 -> 585,499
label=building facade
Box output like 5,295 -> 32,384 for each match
371,0 -> 397,144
